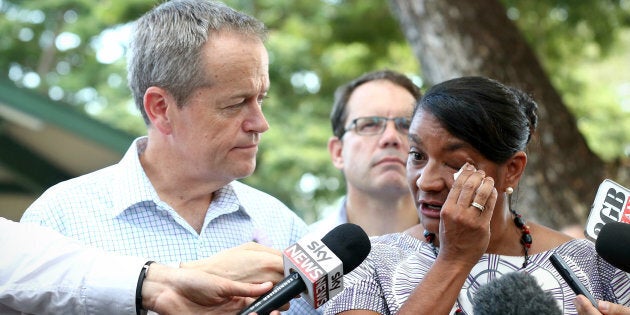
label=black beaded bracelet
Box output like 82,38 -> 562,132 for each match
135,261 -> 156,315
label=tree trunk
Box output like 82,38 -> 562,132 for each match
388,0 -> 607,229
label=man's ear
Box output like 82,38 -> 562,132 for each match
328,136 -> 344,170
504,151 -> 527,190
143,86 -> 174,135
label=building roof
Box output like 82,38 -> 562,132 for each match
0,78 -> 135,221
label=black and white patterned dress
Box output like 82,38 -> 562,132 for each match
325,233 -> 630,315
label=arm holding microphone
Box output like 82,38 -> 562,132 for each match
180,242 -> 286,285
179,240 -> 296,312
141,263 -> 276,315
239,223 -> 371,315
0,218 -> 274,315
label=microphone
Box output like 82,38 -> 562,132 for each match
238,223 -> 371,315
596,221 -> 630,273
473,272 -> 561,315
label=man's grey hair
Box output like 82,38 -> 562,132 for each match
127,0 -> 267,125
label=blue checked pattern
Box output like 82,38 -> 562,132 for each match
21,137 -> 321,314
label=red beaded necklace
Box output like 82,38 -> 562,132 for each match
511,208 -> 532,268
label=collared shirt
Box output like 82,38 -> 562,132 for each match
21,136 -> 319,314
325,233 -> 630,315
309,197 -> 347,238
1,217 -> 143,315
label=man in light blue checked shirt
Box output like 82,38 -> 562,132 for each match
21,1 -> 319,314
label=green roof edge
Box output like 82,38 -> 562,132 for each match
0,78 -> 135,153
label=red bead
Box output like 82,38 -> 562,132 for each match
424,230 -> 435,243
511,209 -> 533,269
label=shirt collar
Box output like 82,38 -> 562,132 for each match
204,182 -> 245,221
110,137 -> 161,217
109,138 -> 252,224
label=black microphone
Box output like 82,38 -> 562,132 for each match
238,223 -> 371,315
473,272 -> 561,315
596,221 -> 630,273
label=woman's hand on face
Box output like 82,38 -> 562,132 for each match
438,162 -> 498,265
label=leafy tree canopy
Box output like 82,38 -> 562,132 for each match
1,0 -> 629,221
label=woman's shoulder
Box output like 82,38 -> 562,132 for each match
530,222 -> 575,253
372,231 -> 423,246
366,232 -> 430,258
553,238 -> 596,256
354,232 -> 436,279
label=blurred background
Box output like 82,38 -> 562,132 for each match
1,0 -> 629,230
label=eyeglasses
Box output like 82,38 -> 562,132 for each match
342,116 -> 411,137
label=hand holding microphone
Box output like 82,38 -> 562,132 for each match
239,223 -> 371,315
181,242 -> 285,284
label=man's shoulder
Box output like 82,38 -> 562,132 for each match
231,181 -> 291,210
308,201 -> 346,236
308,215 -> 345,238
45,165 -> 117,194
231,181 -> 306,220
21,165 -> 119,223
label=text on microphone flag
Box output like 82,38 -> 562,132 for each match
584,179 -> 630,241
283,233 -> 344,308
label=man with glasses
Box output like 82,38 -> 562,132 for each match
310,70 -> 423,237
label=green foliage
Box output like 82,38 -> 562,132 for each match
502,0 -> 630,161
224,0 -> 419,220
2,0 -> 629,222
0,0 -> 154,134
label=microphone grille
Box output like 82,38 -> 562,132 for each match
321,223 -> 371,274
473,272 -> 561,315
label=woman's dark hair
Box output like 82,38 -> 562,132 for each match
414,76 -> 538,164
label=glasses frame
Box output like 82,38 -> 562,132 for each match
341,116 -> 411,137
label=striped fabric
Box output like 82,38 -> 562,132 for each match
325,233 -> 630,315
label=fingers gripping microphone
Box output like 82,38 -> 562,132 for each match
239,223 -> 371,315
596,221 -> 630,273
473,272 -> 562,315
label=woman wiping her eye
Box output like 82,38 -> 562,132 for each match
324,76 -> 630,315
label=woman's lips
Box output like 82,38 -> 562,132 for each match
420,202 -> 442,219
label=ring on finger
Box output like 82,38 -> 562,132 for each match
471,202 -> 485,212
